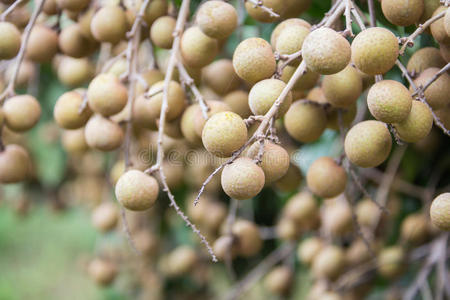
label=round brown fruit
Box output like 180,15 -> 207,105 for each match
232,219 -> 262,257
181,104 -> 202,145
58,24 -> 97,58
381,0 -> 424,26
88,258 -> 117,286
54,91 -> 92,129
245,0 -> 283,23
271,18 -> 311,49
394,100 -> 433,143
57,57 -> 94,87
61,129 -> 89,154
275,24 -> 310,61
264,266 -> 293,295
223,90 -> 252,118
281,65 -> 320,92
297,237 -> 323,266
196,0 -> 237,39
307,157 -> 347,198
312,245 -> 345,280
150,16 -> 176,49
0,22 -> 21,59
430,193 -> 450,231
56,0 -> 89,12
351,27 -> 398,75
0,144 -> 30,183
180,26 -> 218,68
221,157 -> 265,200
246,141 -> 290,183
430,7 -> 450,45
284,101 -> 327,143
283,191 -> 318,227
233,38 -> 276,84
378,246 -> 405,278
413,67 -> 450,109
166,246 -> 197,276
367,80 -> 412,123
87,73 -> 128,117
84,114 -> 124,151
203,59 -> 241,95
26,25 -> 58,63
400,213 -> 429,244
406,47 -> 446,75
115,170 -> 159,211
248,79 -> 292,117
91,202 -> 119,232
322,65 -> 363,108
344,120 -> 392,168
143,80 -> 186,122
202,111 -> 247,157
213,236 -> 237,261
274,163 -> 303,192
3,95 -> 41,132
194,100 -> 230,136
302,28 -> 351,75
143,0 -> 168,26
91,6 -> 127,44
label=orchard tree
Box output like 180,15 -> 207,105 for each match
0,0 -> 449,299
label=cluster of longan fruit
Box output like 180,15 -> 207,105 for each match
0,0 -> 449,297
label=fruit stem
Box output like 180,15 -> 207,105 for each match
244,0 -> 280,18
0,0 -> 25,22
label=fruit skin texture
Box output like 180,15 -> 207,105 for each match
322,65 -> 363,108
312,245 -> 345,280
297,237 -> 323,266
232,219 -> 262,256
248,79 -> 292,117
271,18 -> 311,49
181,104 -> 202,145
307,157 -> 347,198
245,0 -> 283,23
284,101 -> 327,143
143,0 -> 168,26
144,80 -> 186,122
204,59 -> 241,95
58,24 -> 96,58
87,73 -> 128,117
344,120 -> 392,168
180,26 -> 218,68
367,80 -> 412,123
150,16 -> 176,49
0,144 -> 30,183
430,7 -> 450,45
115,170 -> 159,211
91,6 -> 127,44
378,246 -> 405,278
233,38 -> 276,84
264,266 -> 293,295
56,0 -> 89,12
274,163 -> 303,192
430,193 -> 450,230
84,115 -> 124,151
166,246 -> 197,276
413,67 -> 450,109
196,1 -> 237,39
54,91 -> 92,129
400,213 -> 429,244
351,27 -> 399,75
202,111 -> 247,157
394,100 -> 433,143
283,192 -> 318,227
0,22 -> 21,59
3,95 -> 41,132
406,47 -> 446,75
223,90 -> 251,118
58,57 -> 94,87
275,25 -> 310,59
26,25 -> 58,63
247,141 -> 290,183
302,28 -> 351,75
62,129 -> 88,154
88,259 -> 117,286
194,100 -> 230,136
91,202 -> 118,232
281,65 -> 319,92
381,0 -> 424,26
221,157 -> 265,200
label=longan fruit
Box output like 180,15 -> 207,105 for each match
92,202 -> 119,232
271,18 -> 311,49
274,163 -> 302,192
134,230 -> 158,256
88,258 -> 117,286
233,38 -> 276,84
135,69 -> 165,95
150,16 -> 176,49
61,128 -> 89,154
223,90 -> 252,118
144,80 -> 186,122
245,0 -> 283,23
249,79 -> 292,117
196,0 -> 237,39
276,217 -> 299,240
430,193 -> 450,230
166,246 -> 197,276
413,67 -> 450,109
162,160 -> 184,190
43,0 -> 58,15
180,104 -> 202,145
323,65 -> 363,108
394,100 -> 433,143
56,0 -> 89,12
180,26 -> 218,68
430,7 -> 450,45
54,91 -> 92,129
3,95 -> 41,132
344,120 -> 392,168
84,114 -> 124,151
246,141 -> 290,183
297,237 -> 323,266
26,25 -> 58,63
4,5 -> 30,29
419,0 -> 441,24
202,111 -> 247,157
280,66 -> 319,92
283,191 -> 318,226
302,28 -> 351,75
378,246 -> 405,278
406,47 -> 446,75
381,0 -> 424,26
322,197 -> 353,236
91,6 -> 127,44
367,80 -> 412,123
58,24 -> 97,58
115,170 -> 159,211
312,245 -> 345,280
400,213 -> 428,244
356,198 -> 379,228
143,0 -> 168,26
275,25 -> 310,61
203,59 -> 241,95
0,22 -> 21,59
345,239 -> 372,266
87,73 -> 128,117
58,57 -> 94,87
264,266 -> 293,295
307,157 -> 347,198
307,87 -> 328,104
5,59 -> 34,88
284,101 -> 327,143
232,219 -> 262,257
351,27 -> 399,75
194,100 -> 231,136
213,236 -> 237,261
326,104 -> 357,130
0,144 -> 30,183
221,157 -> 265,200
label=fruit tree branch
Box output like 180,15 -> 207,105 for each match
0,0 -> 25,21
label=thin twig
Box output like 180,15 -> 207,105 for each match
344,0 -> 354,36
412,62 -> 450,96
350,1 -> 366,31
244,0 -> 280,18
0,0 -> 25,21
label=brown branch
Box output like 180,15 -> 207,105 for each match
350,1 -> 366,31
0,0 -> 46,105
400,11 -> 446,55
101,49 -> 127,73
244,0 -> 280,18
0,0 -> 25,21
344,0 -> 354,36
